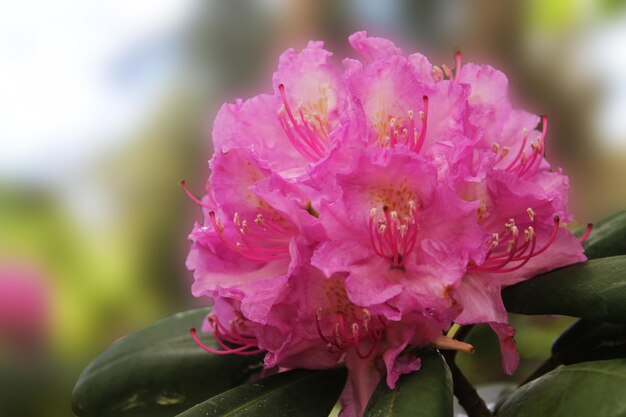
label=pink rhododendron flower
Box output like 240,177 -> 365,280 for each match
185,31 -> 586,416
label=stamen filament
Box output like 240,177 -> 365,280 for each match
579,223 -> 593,243
181,180 -> 215,210
278,84 -> 329,161
414,96 -> 429,153
471,216 -> 560,273
190,328 -> 263,356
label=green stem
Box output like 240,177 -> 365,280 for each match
443,354 -> 493,417
442,325 -> 492,417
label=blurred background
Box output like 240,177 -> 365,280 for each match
1,0 -> 625,415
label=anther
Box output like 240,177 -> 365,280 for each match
432,66 -> 444,81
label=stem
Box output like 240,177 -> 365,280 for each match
443,353 -> 493,417
454,324 -> 475,344
443,325 -> 493,417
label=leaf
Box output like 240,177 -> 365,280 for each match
72,308 -> 264,417
498,359 -> 626,417
577,211 -> 626,260
551,319 -> 626,365
502,256 -> 626,324
175,367 -> 347,417
364,350 -> 453,417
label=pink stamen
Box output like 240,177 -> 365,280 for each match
278,84 -> 329,161
316,308 -> 383,359
501,116 -> 549,178
518,145 -> 540,177
474,226 -> 520,271
190,328 -> 263,356
382,97 -> 428,153
497,228 -> 537,272
579,223 -> 593,243
470,215 -> 560,273
181,180 -> 215,210
414,96 -> 429,153
532,216 -> 560,256
208,314 -> 257,346
316,308 -> 334,347
522,115 -> 548,179
208,211 -> 291,263
278,115 -> 319,161
369,202 -> 418,268
388,118 -> 398,147
505,130 -> 529,172
454,51 -> 462,81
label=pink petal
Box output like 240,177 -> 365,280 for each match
348,31 -> 403,62
340,353 -> 383,417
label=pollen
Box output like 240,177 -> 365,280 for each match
371,96 -> 429,152
368,182 -> 418,219
316,276 -> 384,358
369,200 -> 419,268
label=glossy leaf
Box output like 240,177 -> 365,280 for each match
498,359 -> 626,417
577,211 -> 626,260
502,256 -> 626,324
72,308 -> 264,417
176,368 -> 347,417
551,319 -> 626,365
364,350 -> 453,417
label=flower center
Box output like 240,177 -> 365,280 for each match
369,202 -> 419,269
277,84 -> 332,162
374,95 -> 429,152
470,208 -> 560,273
492,115 -> 548,179
315,277 -> 385,359
190,312 -> 263,356
208,210 -> 294,263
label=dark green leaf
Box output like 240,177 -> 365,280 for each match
521,320 -> 626,386
577,211 -> 626,260
551,319 -> 626,365
364,350 -> 452,417
72,308 -> 263,417
498,359 -> 626,417
502,256 -> 626,324
175,367 -> 347,417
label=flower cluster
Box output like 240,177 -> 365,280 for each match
185,31 -> 586,416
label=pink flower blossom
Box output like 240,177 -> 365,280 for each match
185,30 -> 586,416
